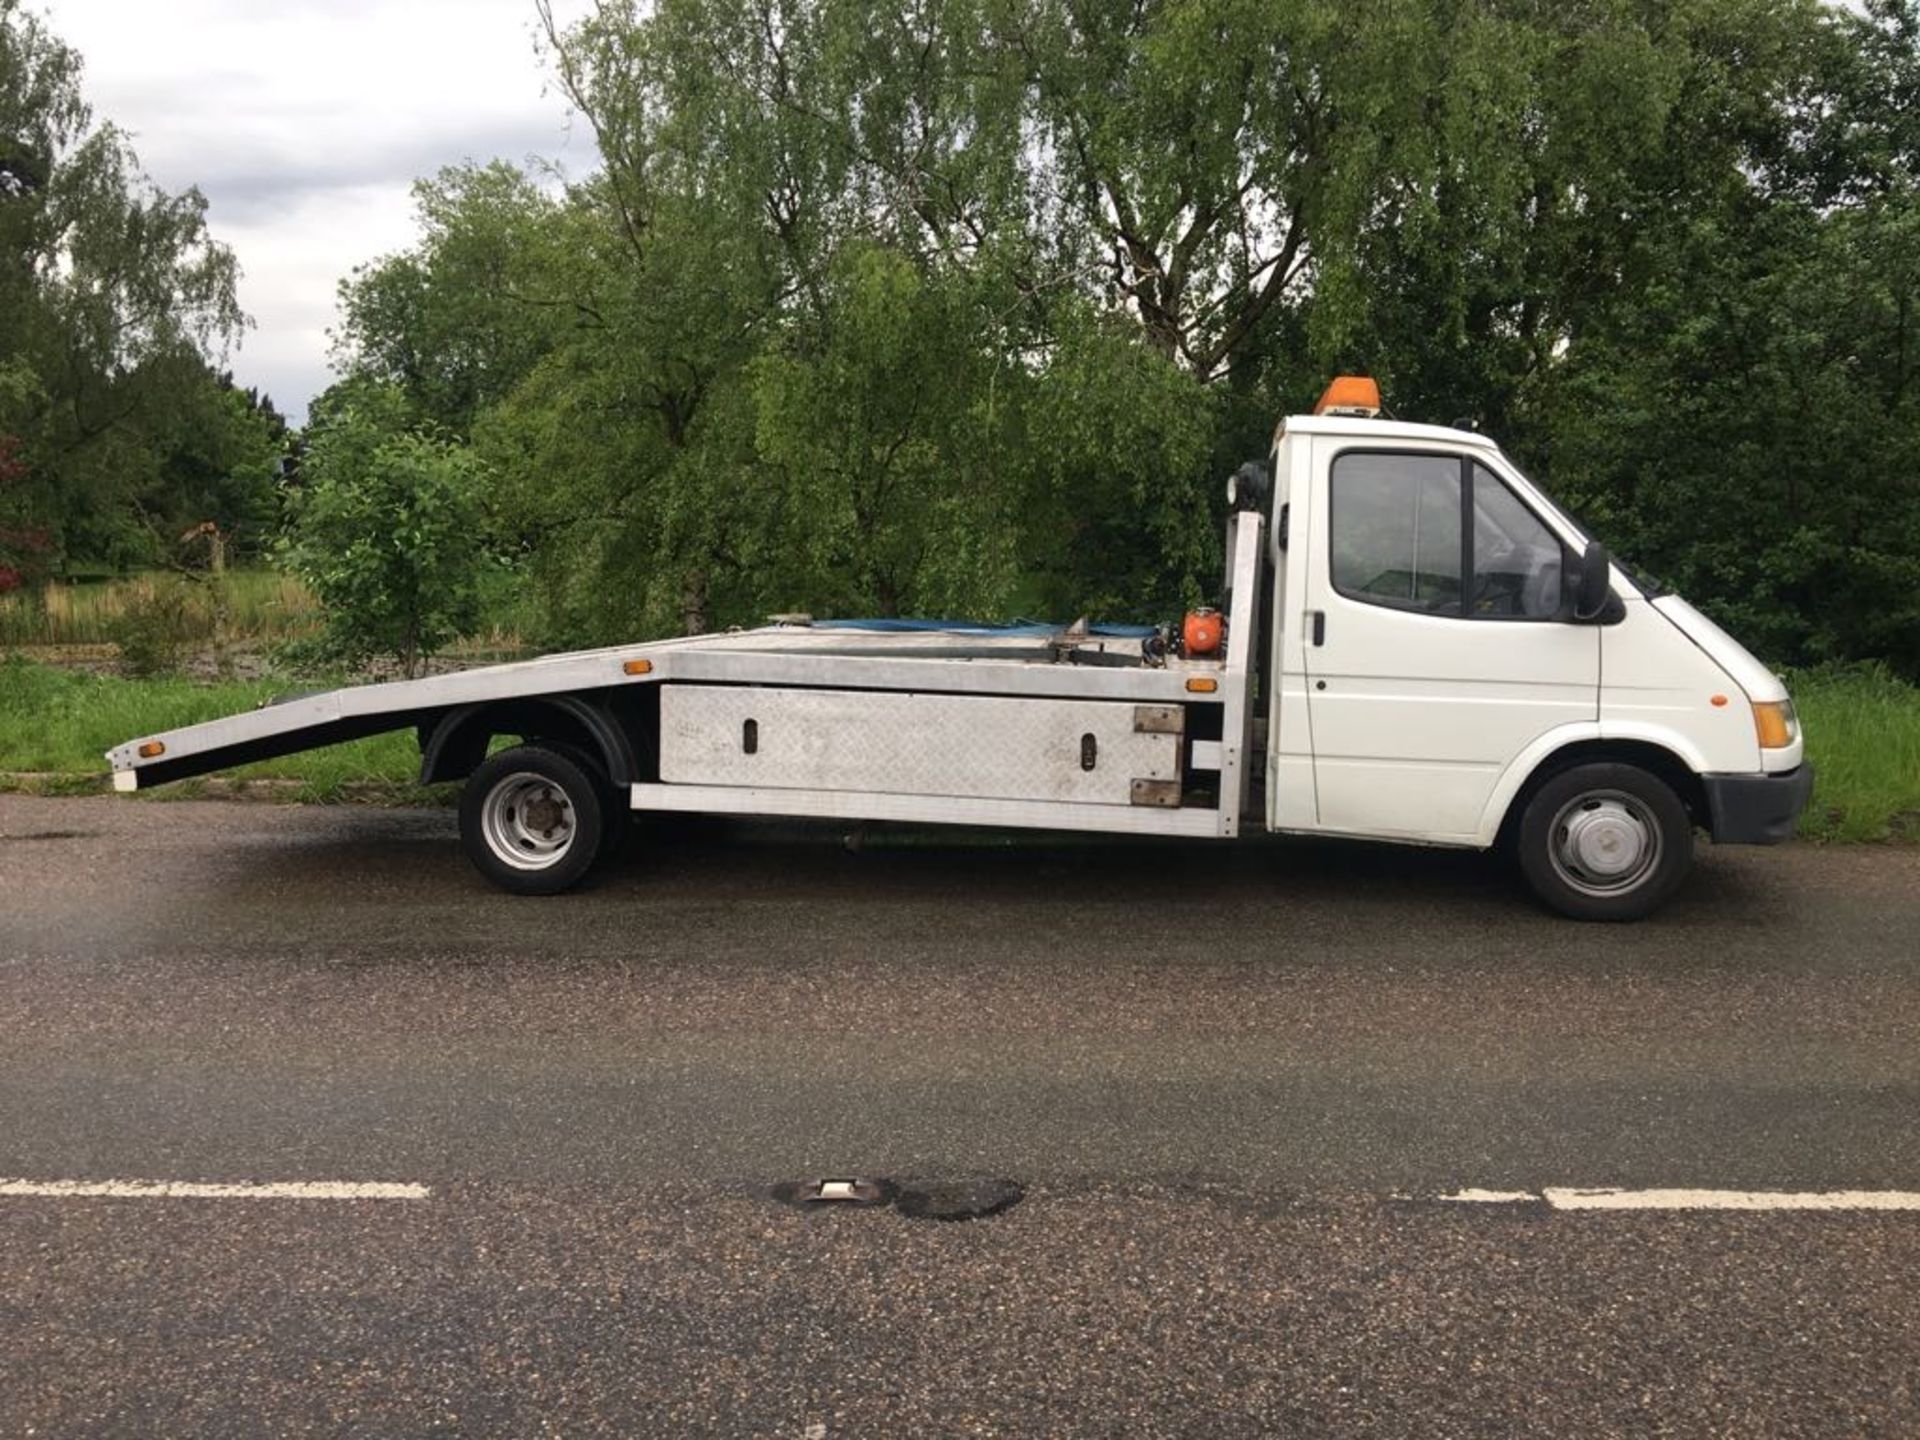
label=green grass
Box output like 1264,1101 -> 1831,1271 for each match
1790,665 -> 1920,842
0,569 -> 319,647
0,658 -> 428,801
1,658 -> 1915,837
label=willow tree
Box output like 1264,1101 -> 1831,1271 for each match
0,0 -> 263,574
333,0 -> 1918,672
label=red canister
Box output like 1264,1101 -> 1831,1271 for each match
1182,608 -> 1223,657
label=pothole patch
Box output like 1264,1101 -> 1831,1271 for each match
894,1178 -> 1025,1222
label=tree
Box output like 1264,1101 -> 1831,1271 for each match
0,0 -> 248,574
333,163 -> 576,438
317,0 -> 1920,679
1499,0 -> 1920,677
282,400 -> 493,677
140,372 -> 287,565
749,244 -> 1022,618
0,428 -> 49,593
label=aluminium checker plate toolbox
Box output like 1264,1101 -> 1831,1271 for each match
658,685 -> 1185,807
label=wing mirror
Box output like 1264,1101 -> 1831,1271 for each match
1569,540 -> 1613,622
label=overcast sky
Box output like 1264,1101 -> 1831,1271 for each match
43,0 -> 596,424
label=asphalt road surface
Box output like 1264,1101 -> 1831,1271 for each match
2,793 -> 1916,1436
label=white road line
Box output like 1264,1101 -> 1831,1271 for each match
1543,1188 -> 1920,1212
0,1179 -> 430,1200
1425,1187 -> 1920,1212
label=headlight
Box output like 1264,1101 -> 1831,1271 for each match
1752,699 -> 1798,749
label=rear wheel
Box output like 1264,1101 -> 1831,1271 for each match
460,745 -> 605,895
1515,762 -> 1693,921
529,739 -> 631,867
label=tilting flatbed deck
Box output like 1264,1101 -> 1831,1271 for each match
108,516 -> 1263,841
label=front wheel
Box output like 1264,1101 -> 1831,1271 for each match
1514,762 -> 1693,921
460,745 -> 606,895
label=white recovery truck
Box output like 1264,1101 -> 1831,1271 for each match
107,378 -> 1811,920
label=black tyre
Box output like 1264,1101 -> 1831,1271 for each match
459,744 -> 606,895
1514,762 -> 1693,921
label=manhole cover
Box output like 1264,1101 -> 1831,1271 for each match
771,1177 -> 897,1209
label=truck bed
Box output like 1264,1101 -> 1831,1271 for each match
107,516 -> 1264,841
107,624 -> 1201,787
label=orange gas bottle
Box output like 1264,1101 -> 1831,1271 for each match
1182,607 -> 1224,657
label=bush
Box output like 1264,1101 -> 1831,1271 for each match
104,575 -> 210,677
282,401 -> 494,677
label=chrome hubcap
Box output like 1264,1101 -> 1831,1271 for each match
1549,790 -> 1660,897
480,772 -> 575,871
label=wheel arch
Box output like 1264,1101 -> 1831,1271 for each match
419,690 -> 653,788
1480,730 -> 1710,848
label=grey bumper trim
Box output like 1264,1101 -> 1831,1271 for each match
1702,765 -> 1814,845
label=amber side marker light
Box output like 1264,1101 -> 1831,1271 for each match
1752,700 -> 1796,749
137,741 -> 165,758
1185,677 -> 1219,694
622,658 -> 654,676
1710,694 -> 1729,708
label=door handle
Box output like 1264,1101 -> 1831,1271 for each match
1309,610 -> 1326,646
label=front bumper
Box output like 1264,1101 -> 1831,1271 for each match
1702,765 -> 1814,845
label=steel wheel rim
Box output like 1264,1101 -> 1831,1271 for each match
1548,789 -> 1661,898
480,772 -> 576,871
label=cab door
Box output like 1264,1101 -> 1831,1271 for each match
1302,439 -> 1598,842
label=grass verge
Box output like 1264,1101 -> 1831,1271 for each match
0,657 -> 432,803
1788,665 -> 1920,842
2,658 -> 1915,837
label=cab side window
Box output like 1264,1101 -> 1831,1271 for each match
1470,465 -> 1562,619
1330,451 -> 1565,621
1328,453 -> 1462,614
